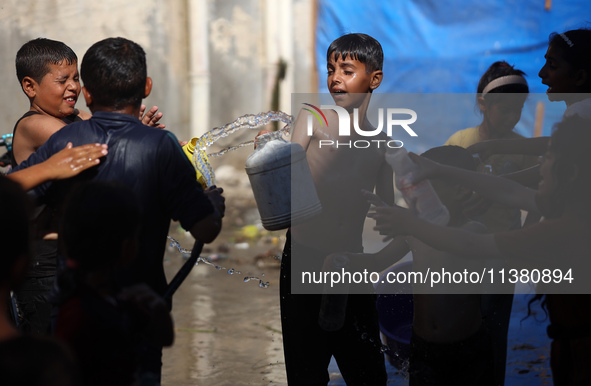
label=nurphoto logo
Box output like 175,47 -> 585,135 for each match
304,103 -> 418,149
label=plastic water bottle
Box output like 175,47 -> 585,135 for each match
386,148 -> 450,226
318,254 -> 350,332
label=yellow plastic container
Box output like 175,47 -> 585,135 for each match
182,137 -> 214,188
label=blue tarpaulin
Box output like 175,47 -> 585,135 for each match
315,0 -> 591,140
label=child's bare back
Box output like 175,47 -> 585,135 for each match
408,220 -> 486,343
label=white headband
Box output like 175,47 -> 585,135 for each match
559,33 -> 575,48
482,75 -> 528,96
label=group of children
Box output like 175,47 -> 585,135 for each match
2,36 -> 225,386
1,25 -> 590,386
281,27 -> 591,386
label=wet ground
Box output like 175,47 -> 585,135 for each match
161,220 -> 553,386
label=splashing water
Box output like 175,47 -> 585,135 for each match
199,111 -> 293,154
357,323 -> 410,379
165,112 -> 292,287
186,110 -> 292,188
167,236 -> 278,288
244,276 -> 271,288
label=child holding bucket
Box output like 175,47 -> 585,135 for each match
278,33 -> 393,385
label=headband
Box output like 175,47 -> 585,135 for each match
482,75 -> 528,96
559,33 -> 575,48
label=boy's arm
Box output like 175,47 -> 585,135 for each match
467,137 -> 549,159
290,108 -> 316,150
375,155 -> 395,206
369,205 -> 502,261
7,143 -> 107,190
408,152 -> 539,214
500,164 -> 541,188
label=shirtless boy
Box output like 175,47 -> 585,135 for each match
280,33 -> 392,385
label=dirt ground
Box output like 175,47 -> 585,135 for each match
160,221 -> 553,386
161,216 -> 288,386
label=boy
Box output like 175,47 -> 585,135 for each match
362,146 -> 494,385
13,37 -> 225,381
55,181 -> 174,386
11,38 -> 90,335
0,176 -> 80,386
11,38 -> 162,335
280,33 -> 392,384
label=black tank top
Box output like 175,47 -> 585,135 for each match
11,110 -> 84,276
11,111 -> 84,167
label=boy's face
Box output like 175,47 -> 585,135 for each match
326,53 -> 381,109
30,61 -> 81,118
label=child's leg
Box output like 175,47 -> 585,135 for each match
280,235 -> 332,385
332,293 -> 388,385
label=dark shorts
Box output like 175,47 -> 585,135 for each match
409,327 -> 495,386
280,233 -> 387,385
12,275 -> 55,335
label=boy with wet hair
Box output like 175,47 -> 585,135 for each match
11,38 -> 90,335
281,33 -> 391,384
13,38 -> 91,166
326,32 -> 384,82
13,36 -> 225,381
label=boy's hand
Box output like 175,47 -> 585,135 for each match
46,142 -> 108,178
205,185 -> 226,218
362,189 -> 390,208
367,204 -> 415,241
406,152 -> 441,183
140,105 -> 166,129
254,130 -> 272,149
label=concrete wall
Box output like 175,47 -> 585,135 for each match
0,0 -> 190,140
0,0 -> 315,162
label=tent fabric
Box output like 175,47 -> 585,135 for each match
314,0 -> 591,140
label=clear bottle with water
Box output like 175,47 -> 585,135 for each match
386,148 -> 450,226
